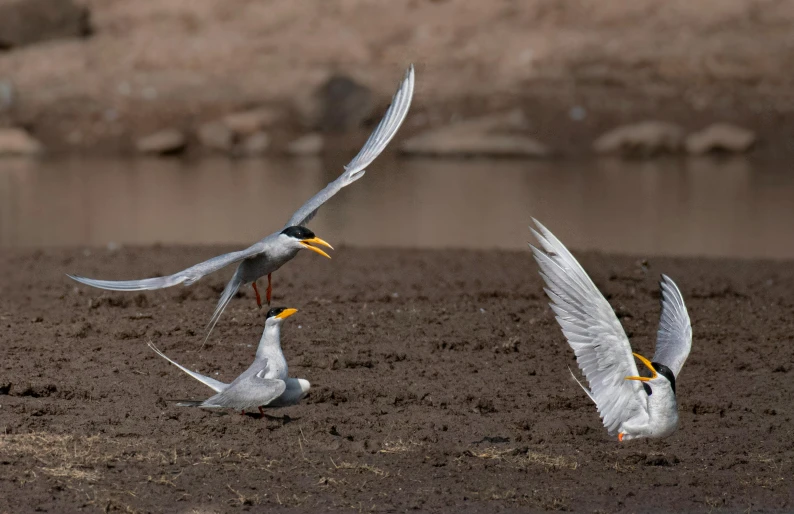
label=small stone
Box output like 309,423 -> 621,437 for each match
287,133 -> 324,156
238,131 -> 270,156
197,122 -> 234,152
0,128 -> 44,157
222,108 -> 279,137
593,121 -> 684,157
685,123 -> 756,154
135,129 -> 186,155
0,80 -> 15,112
401,110 -> 550,158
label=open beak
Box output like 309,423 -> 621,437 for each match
624,352 -> 657,382
300,237 -> 333,259
275,308 -> 298,320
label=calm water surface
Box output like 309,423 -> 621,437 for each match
1,156 -> 792,258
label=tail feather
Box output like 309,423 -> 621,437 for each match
202,275 -> 243,345
173,400 -> 204,407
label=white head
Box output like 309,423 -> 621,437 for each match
279,226 -> 334,257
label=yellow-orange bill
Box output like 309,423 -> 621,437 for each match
275,308 -> 298,320
624,352 -> 657,381
300,242 -> 332,259
302,237 -> 334,250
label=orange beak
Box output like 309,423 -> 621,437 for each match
299,237 -> 333,259
624,353 -> 658,382
275,308 -> 298,320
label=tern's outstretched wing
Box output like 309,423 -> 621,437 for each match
67,242 -> 266,291
201,362 -> 287,410
530,219 -> 647,436
651,274 -> 692,378
284,64 -> 415,228
148,342 -> 228,393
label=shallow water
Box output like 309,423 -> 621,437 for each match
1,155 -> 792,258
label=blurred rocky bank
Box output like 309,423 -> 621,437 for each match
0,0 -> 791,158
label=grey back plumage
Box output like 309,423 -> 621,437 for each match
199,359 -> 287,410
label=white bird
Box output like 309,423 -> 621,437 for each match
529,219 -> 692,441
68,64 -> 416,342
149,307 -> 310,416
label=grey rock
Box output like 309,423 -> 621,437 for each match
299,74 -> 374,132
238,131 -> 270,157
685,123 -> 756,154
593,121 -> 684,157
0,128 -> 43,156
287,133 -> 324,156
197,122 -> 234,152
135,129 -> 186,155
0,0 -> 91,49
401,110 -> 550,158
0,79 -> 14,112
222,108 -> 279,137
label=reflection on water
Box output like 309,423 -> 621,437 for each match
1,156 -> 792,258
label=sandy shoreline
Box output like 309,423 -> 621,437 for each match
0,245 -> 792,511
1,0 -> 794,156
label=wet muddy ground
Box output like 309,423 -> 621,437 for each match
1,246 -> 792,512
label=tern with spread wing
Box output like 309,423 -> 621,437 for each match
529,219 -> 692,441
149,307 -> 310,416
69,64 -> 415,341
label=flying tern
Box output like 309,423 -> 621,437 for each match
149,307 -> 310,415
69,64 -> 415,341
529,219 -> 692,441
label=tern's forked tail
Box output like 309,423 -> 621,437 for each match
203,275 -> 243,345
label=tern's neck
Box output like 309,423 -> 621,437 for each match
256,324 -> 283,359
256,323 -> 288,380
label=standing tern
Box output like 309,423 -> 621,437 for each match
149,307 -> 310,415
529,219 -> 692,441
68,64 -> 415,341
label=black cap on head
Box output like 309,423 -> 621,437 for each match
266,307 -> 288,319
281,226 -> 315,240
652,361 -> 676,395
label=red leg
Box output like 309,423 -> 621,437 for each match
240,410 -> 246,416
252,282 -> 262,308
266,273 -> 272,305
259,406 -> 265,417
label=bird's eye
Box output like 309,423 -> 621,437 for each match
642,383 -> 653,396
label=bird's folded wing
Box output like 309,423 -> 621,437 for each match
148,342 -> 227,393
68,242 -> 266,291
530,219 -> 647,436
204,376 -> 287,410
284,64 -> 415,228
651,274 -> 692,377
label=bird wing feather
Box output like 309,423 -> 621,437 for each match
284,64 -> 415,228
202,361 -> 287,410
148,342 -> 228,393
530,219 -> 648,436
67,242 -> 266,291
651,274 -> 692,377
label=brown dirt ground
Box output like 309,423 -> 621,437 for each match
0,246 -> 793,512
3,0 -> 794,155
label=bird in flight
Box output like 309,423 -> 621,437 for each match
69,65 -> 415,342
